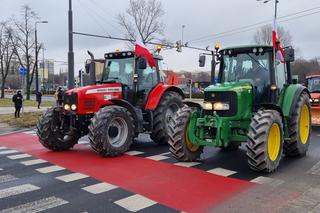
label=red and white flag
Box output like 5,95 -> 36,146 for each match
272,19 -> 285,63
134,39 -> 156,67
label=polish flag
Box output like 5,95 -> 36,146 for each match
134,39 -> 156,67
272,19 -> 285,63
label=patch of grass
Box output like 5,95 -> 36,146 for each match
0,111 -> 43,128
0,98 -> 54,107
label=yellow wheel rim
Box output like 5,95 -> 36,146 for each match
185,126 -> 199,152
300,105 -> 310,145
268,123 -> 281,161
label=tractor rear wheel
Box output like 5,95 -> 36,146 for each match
168,105 -> 203,161
246,109 -> 283,172
88,106 -> 135,157
151,91 -> 183,145
284,92 -> 311,157
37,107 -> 80,151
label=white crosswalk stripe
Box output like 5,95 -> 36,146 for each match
0,168 -> 3,171
56,173 -> 88,182
125,151 -> 144,156
7,154 -> 32,160
114,194 -> 157,212
207,168 -> 237,177
146,155 -> 170,161
24,130 -> 37,135
159,152 -> 171,156
0,146 -> 8,150
250,176 -> 284,186
0,196 -> 68,213
307,161 -> 320,175
78,140 -> 89,145
36,165 -> 65,174
0,175 -> 18,184
0,184 -> 40,199
82,182 -> 118,194
20,159 -> 47,166
0,150 -> 19,155
174,162 -> 200,167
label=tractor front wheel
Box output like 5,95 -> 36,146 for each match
168,106 -> 203,161
88,106 -> 135,157
151,91 -> 183,145
37,107 -> 80,151
246,109 -> 283,172
284,92 -> 311,157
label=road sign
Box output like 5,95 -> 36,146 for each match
19,67 -> 27,76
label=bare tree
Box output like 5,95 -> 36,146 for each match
253,24 -> 292,47
117,0 -> 165,45
0,22 -> 16,98
12,5 -> 41,100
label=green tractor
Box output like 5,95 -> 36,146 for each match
168,44 -> 311,172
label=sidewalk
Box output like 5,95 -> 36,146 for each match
0,106 -> 50,115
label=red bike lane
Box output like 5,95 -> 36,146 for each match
0,133 -> 254,212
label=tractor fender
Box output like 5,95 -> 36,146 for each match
145,83 -> 184,110
281,84 -> 310,117
108,99 -> 142,133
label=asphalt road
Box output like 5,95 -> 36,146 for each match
0,128 -> 319,212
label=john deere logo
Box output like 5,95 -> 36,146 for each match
211,93 -> 215,97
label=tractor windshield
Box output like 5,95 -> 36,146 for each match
221,52 -> 271,87
307,77 -> 320,93
102,58 -> 134,86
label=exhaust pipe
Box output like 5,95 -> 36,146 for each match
87,51 -> 96,85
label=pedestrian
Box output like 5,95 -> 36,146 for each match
12,90 -> 23,118
55,87 -> 64,106
36,91 -> 42,109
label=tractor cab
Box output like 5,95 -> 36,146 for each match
306,75 -> 320,125
100,51 -> 163,105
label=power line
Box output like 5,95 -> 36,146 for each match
187,6 -> 320,44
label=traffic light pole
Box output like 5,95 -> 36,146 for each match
68,0 -> 75,89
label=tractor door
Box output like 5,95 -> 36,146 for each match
274,56 -> 287,101
136,64 -> 161,106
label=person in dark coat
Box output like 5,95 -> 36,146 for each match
36,91 -> 42,109
55,87 -> 64,106
12,90 -> 23,118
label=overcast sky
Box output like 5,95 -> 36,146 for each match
1,0 -> 320,74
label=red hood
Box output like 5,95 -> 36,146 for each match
311,92 -> 320,99
65,83 -> 122,95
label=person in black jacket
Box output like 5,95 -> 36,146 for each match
12,90 -> 23,118
36,91 -> 42,109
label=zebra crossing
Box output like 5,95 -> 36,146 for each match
0,130 -> 293,212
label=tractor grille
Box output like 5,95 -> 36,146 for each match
64,93 -> 78,105
82,98 -> 96,110
204,91 -> 237,117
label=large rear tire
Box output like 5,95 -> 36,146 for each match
246,109 -> 283,172
151,91 -> 183,145
284,92 -> 311,157
168,106 -> 203,161
88,106 -> 135,157
37,107 -> 80,151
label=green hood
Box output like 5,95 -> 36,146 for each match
204,82 -> 252,92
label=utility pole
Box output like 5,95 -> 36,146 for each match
182,25 -> 185,45
68,0 -> 74,89
35,21 -> 48,93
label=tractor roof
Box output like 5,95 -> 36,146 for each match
306,74 -> 320,79
104,51 -> 163,60
220,44 -> 273,52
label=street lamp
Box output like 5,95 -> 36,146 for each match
35,20 -> 48,93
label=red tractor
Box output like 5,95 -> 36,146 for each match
306,75 -> 320,125
37,50 -> 184,156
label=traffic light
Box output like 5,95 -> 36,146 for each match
187,79 -> 192,86
176,41 -> 182,53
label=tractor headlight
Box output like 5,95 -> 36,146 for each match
71,104 -> 77,111
64,104 -> 70,111
310,99 -> 313,103
315,99 -> 319,102
202,102 -> 213,110
213,102 -> 230,111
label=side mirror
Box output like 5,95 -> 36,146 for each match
284,48 -> 295,62
199,55 -> 206,67
85,59 -> 91,74
137,57 -> 147,69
